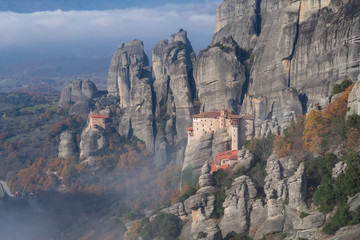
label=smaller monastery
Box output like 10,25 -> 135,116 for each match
210,150 -> 239,174
187,109 -> 254,150
90,115 -> 112,130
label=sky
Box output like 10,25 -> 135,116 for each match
0,0 -> 221,66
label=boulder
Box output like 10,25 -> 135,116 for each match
59,79 -> 98,108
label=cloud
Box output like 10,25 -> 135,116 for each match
0,1 -> 220,54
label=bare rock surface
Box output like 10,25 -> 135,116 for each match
107,40 -> 155,153
152,30 -> 196,166
194,36 -> 248,112
220,175 -> 257,237
212,0 -> 259,49
58,131 -> 77,158
79,124 -> 106,158
59,79 -> 99,108
347,74 -> 360,117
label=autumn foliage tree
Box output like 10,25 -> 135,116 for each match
303,84 -> 354,153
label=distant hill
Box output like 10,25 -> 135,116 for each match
0,56 -> 109,92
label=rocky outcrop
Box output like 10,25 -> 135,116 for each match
183,132 -> 214,175
199,162 -> 213,188
346,74 -> 360,117
194,36 -> 248,112
68,101 -> 90,116
79,123 -> 106,158
287,163 -> 307,210
59,79 -> 99,109
58,131 -> 77,158
332,161 -> 347,178
152,30 -> 196,167
220,175 -> 257,237
107,40 -> 155,154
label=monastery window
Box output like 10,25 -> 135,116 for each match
209,128 -> 211,131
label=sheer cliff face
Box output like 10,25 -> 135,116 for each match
211,0 -> 260,49
152,30 -> 196,167
107,40 -> 155,153
194,36 -> 248,112
153,30 -> 195,142
208,0 -> 360,129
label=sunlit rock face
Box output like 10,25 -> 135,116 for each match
58,130 -> 77,158
152,30 -> 196,167
107,40 -> 155,154
194,36 -> 247,112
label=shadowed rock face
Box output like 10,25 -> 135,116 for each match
59,79 -> 99,108
107,40 -> 155,154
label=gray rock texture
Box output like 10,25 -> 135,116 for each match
152,30 -> 196,166
58,131 -> 77,158
288,163 -> 307,210
182,128 -> 232,177
220,176 -> 257,237
59,79 -> 99,108
242,0 -> 360,131
332,161 -> 347,178
199,162 -> 213,188
346,74 -> 360,117
194,36 -> 248,112
79,123 -> 106,158
68,101 -> 90,116
107,40 -> 155,153
212,0 -> 259,49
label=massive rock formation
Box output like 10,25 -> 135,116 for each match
152,30 -> 196,167
107,40 -> 155,153
59,79 -> 99,110
194,36 -> 249,112
248,0 -> 359,126
207,0 -> 360,132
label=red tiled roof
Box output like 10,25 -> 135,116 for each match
210,163 -> 231,174
90,115 -> 112,119
187,127 -> 194,131
215,150 -> 239,161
